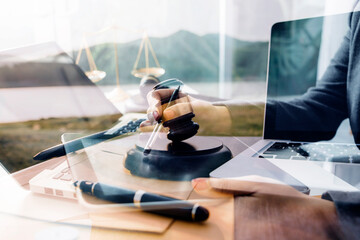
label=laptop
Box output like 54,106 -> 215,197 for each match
0,42 -> 121,199
210,13 -> 360,195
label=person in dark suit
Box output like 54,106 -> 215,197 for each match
265,12 -> 360,145
143,7 -> 360,240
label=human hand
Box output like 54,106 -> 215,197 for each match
192,176 -> 342,238
141,88 -> 232,135
191,175 -> 305,198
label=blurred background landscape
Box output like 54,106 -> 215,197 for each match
74,30 -> 268,85
0,114 -> 121,173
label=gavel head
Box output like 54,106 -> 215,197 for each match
153,79 -> 199,142
163,112 -> 199,142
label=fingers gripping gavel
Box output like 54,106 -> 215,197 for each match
153,79 -> 199,142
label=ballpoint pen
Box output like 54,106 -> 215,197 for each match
33,118 -> 146,161
74,180 -> 209,222
143,85 -> 181,154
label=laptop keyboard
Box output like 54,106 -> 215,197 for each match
259,142 -> 360,163
29,161 -> 76,199
52,166 -> 72,181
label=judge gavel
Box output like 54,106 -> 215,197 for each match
154,79 -> 199,142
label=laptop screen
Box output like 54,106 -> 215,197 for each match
264,12 -> 352,142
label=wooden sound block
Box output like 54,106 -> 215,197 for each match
124,133 -> 233,181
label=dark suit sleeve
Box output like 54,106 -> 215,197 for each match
265,30 -> 350,141
322,191 -> 360,240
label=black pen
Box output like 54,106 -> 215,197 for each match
33,118 -> 146,161
74,180 -> 209,222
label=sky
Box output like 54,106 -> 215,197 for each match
0,0 -> 356,53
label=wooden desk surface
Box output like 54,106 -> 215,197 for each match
5,136 -> 337,240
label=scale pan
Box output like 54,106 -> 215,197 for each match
132,67 -> 165,78
85,70 -> 106,83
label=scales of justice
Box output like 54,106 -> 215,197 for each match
75,26 -> 165,103
75,27 -> 232,181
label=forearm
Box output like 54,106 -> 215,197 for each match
213,100 -> 264,136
